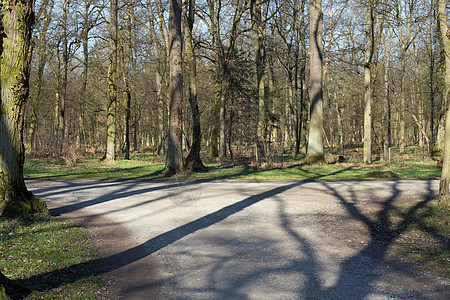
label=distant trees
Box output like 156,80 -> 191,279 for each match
8,0 -> 445,178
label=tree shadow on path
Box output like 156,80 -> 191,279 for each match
20,174 -> 448,299
311,180 -> 447,299
21,168 -> 352,294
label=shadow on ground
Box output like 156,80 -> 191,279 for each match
20,172 -> 447,299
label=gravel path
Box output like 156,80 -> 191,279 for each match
26,179 -> 449,299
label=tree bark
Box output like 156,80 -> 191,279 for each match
206,0 -> 221,158
123,8 -> 132,160
0,0 -> 47,216
250,0 -> 266,163
363,1 -> 374,164
165,0 -> 184,174
58,0 -> 69,155
184,0 -> 207,172
219,75 -> 227,160
438,0 -> 449,207
106,0 -> 118,161
382,28 -> 392,160
306,0 -> 325,163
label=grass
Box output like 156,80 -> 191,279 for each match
23,151 -> 442,182
0,215 -> 101,299
373,200 -> 450,278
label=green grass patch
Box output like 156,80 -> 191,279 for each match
374,201 -> 450,278
24,155 -> 441,182
0,216 -> 101,299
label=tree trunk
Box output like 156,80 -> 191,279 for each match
438,0 -> 449,207
205,0 -> 222,158
123,10 -> 132,160
165,0 -> 184,174
363,2 -> 374,164
219,76 -> 227,160
383,28 -> 392,160
396,2 -> 413,155
250,0 -> 266,163
184,0 -> 207,172
0,0 -> 47,216
399,51 -> 406,154
106,0 -> 118,161
306,0 -> 325,163
58,0 -> 69,155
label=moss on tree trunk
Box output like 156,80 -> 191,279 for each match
0,1 -> 48,216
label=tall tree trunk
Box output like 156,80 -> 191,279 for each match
77,0 -> 92,150
184,0 -> 207,172
399,51 -> 406,154
165,0 -> 184,174
250,0 -> 266,163
396,2 -> 413,155
219,76 -> 227,160
59,0 -> 69,155
206,0 -> 221,158
363,2 -> 374,164
334,91 -> 343,151
156,71 -> 165,155
383,28 -> 392,160
306,0 -> 324,163
106,0 -> 118,161
210,81 -> 220,158
0,0 -> 47,216
123,9 -> 132,160
438,0 -> 449,207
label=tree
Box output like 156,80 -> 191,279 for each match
106,0 -> 118,161
438,0 -> 449,207
184,0 -> 207,172
0,0 -> 47,216
306,0 -> 325,163
250,0 -> 266,163
122,2 -> 133,160
165,0 -> 184,174
363,1 -> 375,164
363,0 -> 383,163
58,0 -> 70,155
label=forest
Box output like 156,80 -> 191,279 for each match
0,0 -> 447,191
23,0 -> 448,168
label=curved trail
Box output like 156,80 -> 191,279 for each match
26,179 -> 449,299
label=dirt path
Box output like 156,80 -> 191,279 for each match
27,179 -> 449,299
